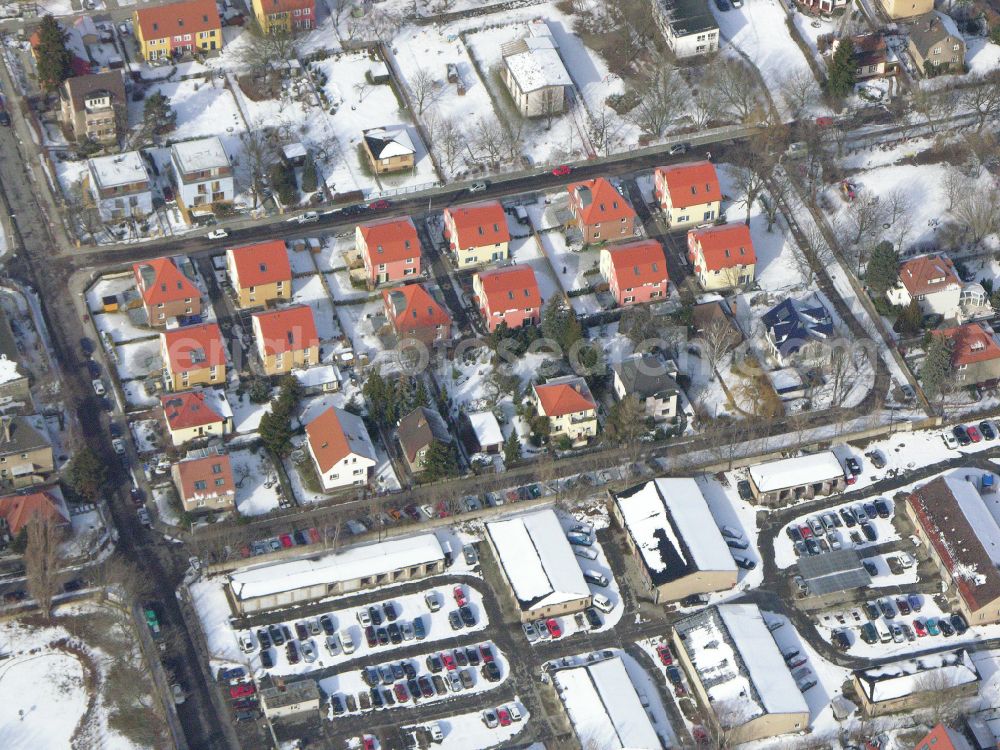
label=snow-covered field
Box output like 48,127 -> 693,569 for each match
403,703 -> 530,748
231,448 -> 283,516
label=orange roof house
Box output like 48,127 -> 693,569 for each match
160,322 -> 226,390
305,406 -> 377,491
0,489 -> 70,537
534,379 -> 596,416
912,724 -> 972,750
936,323 -> 1000,385
443,202 -> 511,267
567,177 -> 637,245
532,375 -> 598,444
357,217 -> 422,286
897,254 -> 960,297
133,0 -> 222,62
225,240 -> 292,308
133,256 -> 202,326
382,284 -> 452,345
687,223 -> 756,291
160,389 -> 232,445
599,240 -> 669,307
251,305 -> 320,375
170,449 -> 235,512
654,161 -> 723,228
472,265 -> 542,332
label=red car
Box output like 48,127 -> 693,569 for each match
369,199 -> 391,210
913,619 -> 928,637
816,116 -> 834,127
363,736 -> 376,750
441,652 -> 457,670
230,683 -> 256,699
497,708 -> 512,727
546,618 -> 562,638
968,425 -> 982,443
552,165 -> 572,177
307,527 -> 321,544
798,524 -> 813,540
656,645 -> 673,666
480,644 -> 493,663
453,585 -> 467,607
435,501 -> 449,518
279,534 -> 294,548
393,683 -> 409,702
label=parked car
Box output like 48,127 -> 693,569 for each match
878,598 -> 896,619
845,457 -> 862,476
939,618 -> 955,637
319,614 -> 335,636
968,425 -> 983,443
942,431 -> 959,449
953,425 -> 971,446
468,181 -> 488,193
656,645 -> 673,665
459,606 -> 476,627
861,522 -> 878,542
230,683 -> 256,699
294,621 -> 309,641
285,641 -> 299,664
522,621 -> 538,642
980,421 -> 997,441
551,165 -> 573,176
482,709 -> 499,728
448,610 -> 462,630
873,498 -> 891,519
926,618 -> 941,636
585,607 -> 602,629
546,618 -> 562,638
951,613 -> 968,635
453,585 -> 467,607
482,661 -> 502,682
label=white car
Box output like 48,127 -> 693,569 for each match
111,438 -> 126,455
238,632 -> 255,653
207,228 -> 229,239
506,704 -> 522,722
171,684 -> 185,705
340,630 -> 355,654
294,211 -> 319,224
468,181 -> 488,193
92,379 -> 106,396
941,431 -> 959,449
137,507 -> 151,526
301,640 -> 317,663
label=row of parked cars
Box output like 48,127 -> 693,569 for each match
778,647 -> 817,693
942,420 -> 999,448
853,595 -> 968,645
241,527 -> 322,558
482,703 -> 523,728
786,499 -> 892,557
218,669 -> 259,723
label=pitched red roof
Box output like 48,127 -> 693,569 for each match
0,490 -> 69,536
534,379 -> 596,417
656,161 -> 721,209
568,178 -> 636,226
228,240 -> 291,289
604,240 -> 668,288
690,224 -> 756,271
938,323 -> 1000,367
911,724 -> 967,750
445,202 -> 510,249
135,0 -> 221,40
160,390 -> 224,431
133,257 -> 200,306
162,323 -> 226,374
252,305 -> 319,357
305,406 -> 374,473
258,0 -> 314,14
359,217 -> 420,264
898,254 -> 960,297
477,266 -> 541,311
382,284 -> 451,332
173,452 -> 234,502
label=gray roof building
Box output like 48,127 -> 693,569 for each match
798,548 -> 871,596
611,354 -> 679,401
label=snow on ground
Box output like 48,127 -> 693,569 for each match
122,380 -> 158,408
134,77 -> 243,152
151,484 -> 181,526
334,297 -> 386,360
404,703 -> 530,749
129,418 -> 161,454
292,273 -> 342,342
92,312 -> 155,345
968,37 -> 1000,75
85,275 -> 136,312
696,474 -> 764,593
228,387 -> 273,434
861,552 -> 920,587
538,231 -> 600,293
231,448 -> 283,516
289,247 -> 319,276
790,12 -> 835,60
113,338 -> 162,380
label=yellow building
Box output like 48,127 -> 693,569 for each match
225,241 -> 292,309
880,0 -> 932,19
443,202 -> 511,269
160,323 -> 227,392
251,306 -> 320,376
533,376 -> 598,446
133,0 -> 222,63
654,161 -> 722,230
251,0 -> 316,34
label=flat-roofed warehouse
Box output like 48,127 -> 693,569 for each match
485,508 -> 592,621
227,534 -> 444,615
747,450 -> 846,506
609,478 -> 737,603
798,548 -> 872,597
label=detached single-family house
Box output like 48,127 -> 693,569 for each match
60,71 -> 126,146
382,284 -> 452,346
86,152 -> 152,222
0,416 -> 54,489
473,266 -> 542,332
652,0 -> 720,59
533,376 -> 598,445
305,406 -> 377,491
843,34 -> 894,79
251,0 -> 315,34
251,305 -> 320,376
133,0 -> 222,62
0,488 -> 69,541
908,12 -> 965,75
599,240 -> 669,307
443,202 -> 510,268
880,0 -> 932,19
937,323 -> 1000,386
226,240 -> 292,309
396,406 -> 452,474
500,20 -> 570,118
160,389 -> 232,446
567,178 -> 637,245
160,322 -> 226,391
133,256 -> 202,326
886,254 -> 987,321
611,354 -> 680,423
653,160 -> 722,229
688,223 -> 756,291
170,136 -> 234,222
357,217 -> 421,287
171,447 -> 235,512
362,127 -> 415,174
761,296 -> 834,364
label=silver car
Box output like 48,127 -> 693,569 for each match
522,621 -> 538,642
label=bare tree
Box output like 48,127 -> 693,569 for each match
690,84 -> 723,128
709,58 -> 762,123
436,114 -> 464,175
587,107 -> 620,157
409,67 -> 438,116
625,65 -> 688,137
960,71 -> 1000,133
24,514 -> 63,620
882,187 -> 914,252
911,88 -> 954,133
236,18 -> 298,76
913,667 -> 969,727
778,68 -> 819,119
953,187 -> 1000,245
471,116 -> 506,166
697,317 -> 740,381
237,122 -> 280,209
846,190 -> 885,246
942,165 -> 964,211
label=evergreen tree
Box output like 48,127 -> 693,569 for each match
865,241 -> 899,299
258,410 -> 293,456
503,432 -> 522,464
301,154 -> 318,193
269,162 -> 297,206
422,440 -> 458,481
35,15 -> 72,93
896,299 -> 923,337
606,395 -> 646,444
413,380 -> 430,409
67,446 -> 107,501
920,333 -> 954,401
827,39 -> 856,99
541,296 -> 582,354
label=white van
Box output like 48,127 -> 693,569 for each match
875,620 -> 892,643
340,630 -> 355,654
592,593 -> 613,613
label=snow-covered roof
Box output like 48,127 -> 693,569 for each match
292,364 -> 340,389
282,142 -> 307,161
363,127 -> 415,159
0,354 -> 22,386
171,136 -> 230,175
854,649 -> 979,704
467,410 -> 503,449
613,478 -> 736,586
88,151 -> 149,189
228,534 -> 443,601
748,450 -> 843,493
503,34 -> 572,93
486,509 -> 590,611
945,475 -> 1000,569
202,387 -> 233,421
555,657 -> 662,750
768,367 -> 805,394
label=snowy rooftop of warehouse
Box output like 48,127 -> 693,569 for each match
945,475 -> 1000,569
613,478 -> 735,585
748,450 -> 844,493
555,657 -> 662,750
854,649 -> 979,704
0,354 -> 22,385
171,136 -> 230,174
675,604 -> 807,726
486,509 -> 589,611
88,151 -> 149,189
228,533 -> 443,601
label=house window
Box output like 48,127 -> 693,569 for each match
215,478 -> 226,486
704,210 -> 714,220
933,47 -> 941,55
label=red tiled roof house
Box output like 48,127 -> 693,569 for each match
472,266 -> 542,332
936,322 -> 1000,386
653,161 -> 722,229
160,389 -> 232,446
133,256 -> 202,326
251,305 -> 320,376
160,322 -> 227,391
225,240 -> 292,309
170,448 -> 235,512
688,224 -> 756,291
305,406 -> 377,491
382,284 -> 452,346
886,254 -> 963,318
357,218 -> 421,287
567,178 -> 636,245
0,488 -> 70,539
599,240 -> 669,307
442,202 -> 510,268
133,0 -> 222,62
533,376 -> 598,445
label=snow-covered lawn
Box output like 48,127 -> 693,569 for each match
289,247 -> 319,276
403,704 -> 530,748
231,448 -> 283,516
92,312 -> 155,345
133,77 -> 244,153
334,298 -> 387,360
113,338 -> 162,380
292,273 -> 342,342
85,275 -> 136,313
537,231 -> 601,293
228,387 -> 273,434
967,37 -> 1000,75
129,418 -> 162,454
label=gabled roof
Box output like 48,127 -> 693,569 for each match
397,406 -> 451,463
162,323 -> 226,374
690,223 -> 756,271
476,266 -> 541,312
445,202 -> 510,249
568,178 -> 636,226
656,161 -> 721,209
160,389 -> 225,431
611,354 -> 679,400
909,12 -> 963,54
134,0 -> 220,40
897,253 -> 960,297
173,451 -> 235,502
0,415 -> 51,457
0,489 -> 69,536
937,323 -> 1000,367
133,256 -> 200,307
258,0 -> 314,15
227,240 -> 291,288
363,127 -> 415,159
252,305 -> 319,357
62,70 -> 126,112
533,376 -> 596,416
359,217 -> 420,264
761,296 -> 833,355
306,406 -> 376,473
603,240 -> 668,288
382,284 -> 451,332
